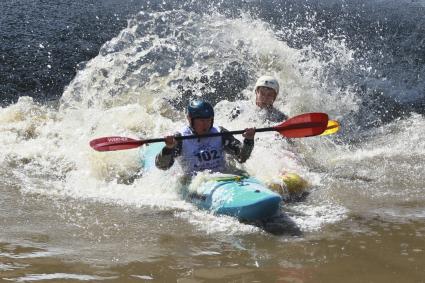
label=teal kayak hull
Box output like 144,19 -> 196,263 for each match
188,176 -> 281,221
140,143 -> 281,221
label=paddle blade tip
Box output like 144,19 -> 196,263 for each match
89,136 -> 142,151
275,112 -> 329,138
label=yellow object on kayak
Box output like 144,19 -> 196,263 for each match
282,173 -> 309,194
267,173 -> 309,197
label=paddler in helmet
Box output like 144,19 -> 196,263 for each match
230,75 -> 309,200
155,100 -> 256,175
258,76 -> 309,200
230,75 -> 288,123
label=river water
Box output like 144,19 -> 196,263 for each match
1,0 -> 425,282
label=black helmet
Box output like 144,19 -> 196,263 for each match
187,100 -> 214,118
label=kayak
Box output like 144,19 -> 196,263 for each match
139,143 -> 282,221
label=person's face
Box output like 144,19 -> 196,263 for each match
256,86 -> 277,108
189,117 -> 213,134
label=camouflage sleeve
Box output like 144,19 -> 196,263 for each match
220,127 -> 254,163
268,108 -> 288,123
155,134 -> 182,170
281,111 -> 288,121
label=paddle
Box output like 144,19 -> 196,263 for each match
90,112 -> 329,152
320,120 -> 340,136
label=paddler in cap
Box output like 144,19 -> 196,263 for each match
155,100 -> 256,176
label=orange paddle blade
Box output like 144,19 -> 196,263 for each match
274,113 -> 329,138
89,136 -> 145,151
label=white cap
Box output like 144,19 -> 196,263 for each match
254,75 -> 279,95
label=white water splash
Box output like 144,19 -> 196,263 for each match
2,10 -> 423,235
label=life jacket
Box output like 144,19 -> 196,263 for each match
179,126 -> 226,175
